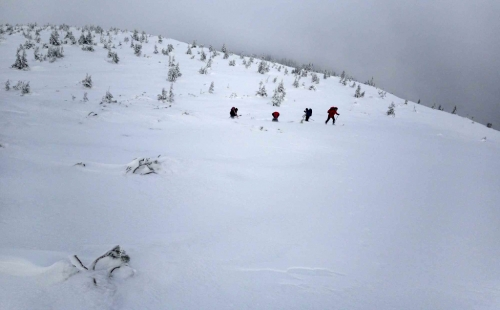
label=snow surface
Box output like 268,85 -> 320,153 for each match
1,26 -> 499,310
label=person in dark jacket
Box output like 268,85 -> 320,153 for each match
304,108 -> 312,121
325,107 -> 339,124
230,107 -> 239,118
272,111 -> 280,122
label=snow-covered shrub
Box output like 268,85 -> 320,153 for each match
70,245 -> 134,286
293,77 -> 299,88
229,59 -> 235,66
365,77 -> 375,87
101,89 -> 117,104
387,103 -> 395,117
186,45 -> 192,55
126,158 -> 161,175
47,46 -> 64,59
200,49 -> 206,61
108,51 -> 119,63
23,40 -> 35,49
82,74 -> 92,88
21,81 -> 30,95
378,90 -> 387,99
5,79 -> 10,91
452,106 -> 457,114
167,44 -> 174,52
309,85 -> 316,91
83,92 -> 88,102
487,123 -> 493,128
81,45 -> 94,52
209,81 -> 214,94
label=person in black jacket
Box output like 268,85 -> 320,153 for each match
230,107 -> 239,118
303,108 -> 312,121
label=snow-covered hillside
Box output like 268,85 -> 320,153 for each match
1,25 -> 499,310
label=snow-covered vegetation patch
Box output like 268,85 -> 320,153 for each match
126,157 -> 163,175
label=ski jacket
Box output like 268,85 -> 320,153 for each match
327,107 -> 339,117
230,107 -> 238,117
307,109 -> 313,116
272,112 -> 280,119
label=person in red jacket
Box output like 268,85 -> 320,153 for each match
272,111 -> 280,122
325,107 -> 339,125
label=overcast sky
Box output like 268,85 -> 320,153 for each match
2,0 -> 499,126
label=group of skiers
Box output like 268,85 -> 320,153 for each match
230,106 -> 340,124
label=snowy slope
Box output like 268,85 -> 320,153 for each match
1,25 -> 499,310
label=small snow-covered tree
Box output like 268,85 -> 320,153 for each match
175,63 -> 182,77
11,45 -> 29,70
271,80 -> 286,107
158,35 -> 163,44
49,30 -> 61,46
168,63 -> 181,82
131,29 -> 139,41
83,92 -> 88,102
452,106 -> 457,114
311,73 -> 319,84
387,102 -> 395,117
221,43 -> 227,54
101,89 -> 117,104
257,60 -> 270,74
209,81 -> 214,94
167,44 -> 174,52
256,81 -> 267,97
157,87 -> 167,102
110,51 -> 119,63
293,77 -> 300,88
134,44 -> 142,56
82,74 -> 92,88
404,100 -> 408,105
167,83 -> 174,103
154,45 -> 158,54
354,85 -> 365,98
229,59 -> 235,66
5,79 -> 10,91
186,45 -> 192,55
378,90 -> 386,99
200,49 -> 206,61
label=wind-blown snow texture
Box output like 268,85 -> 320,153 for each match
1,26 -> 499,310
